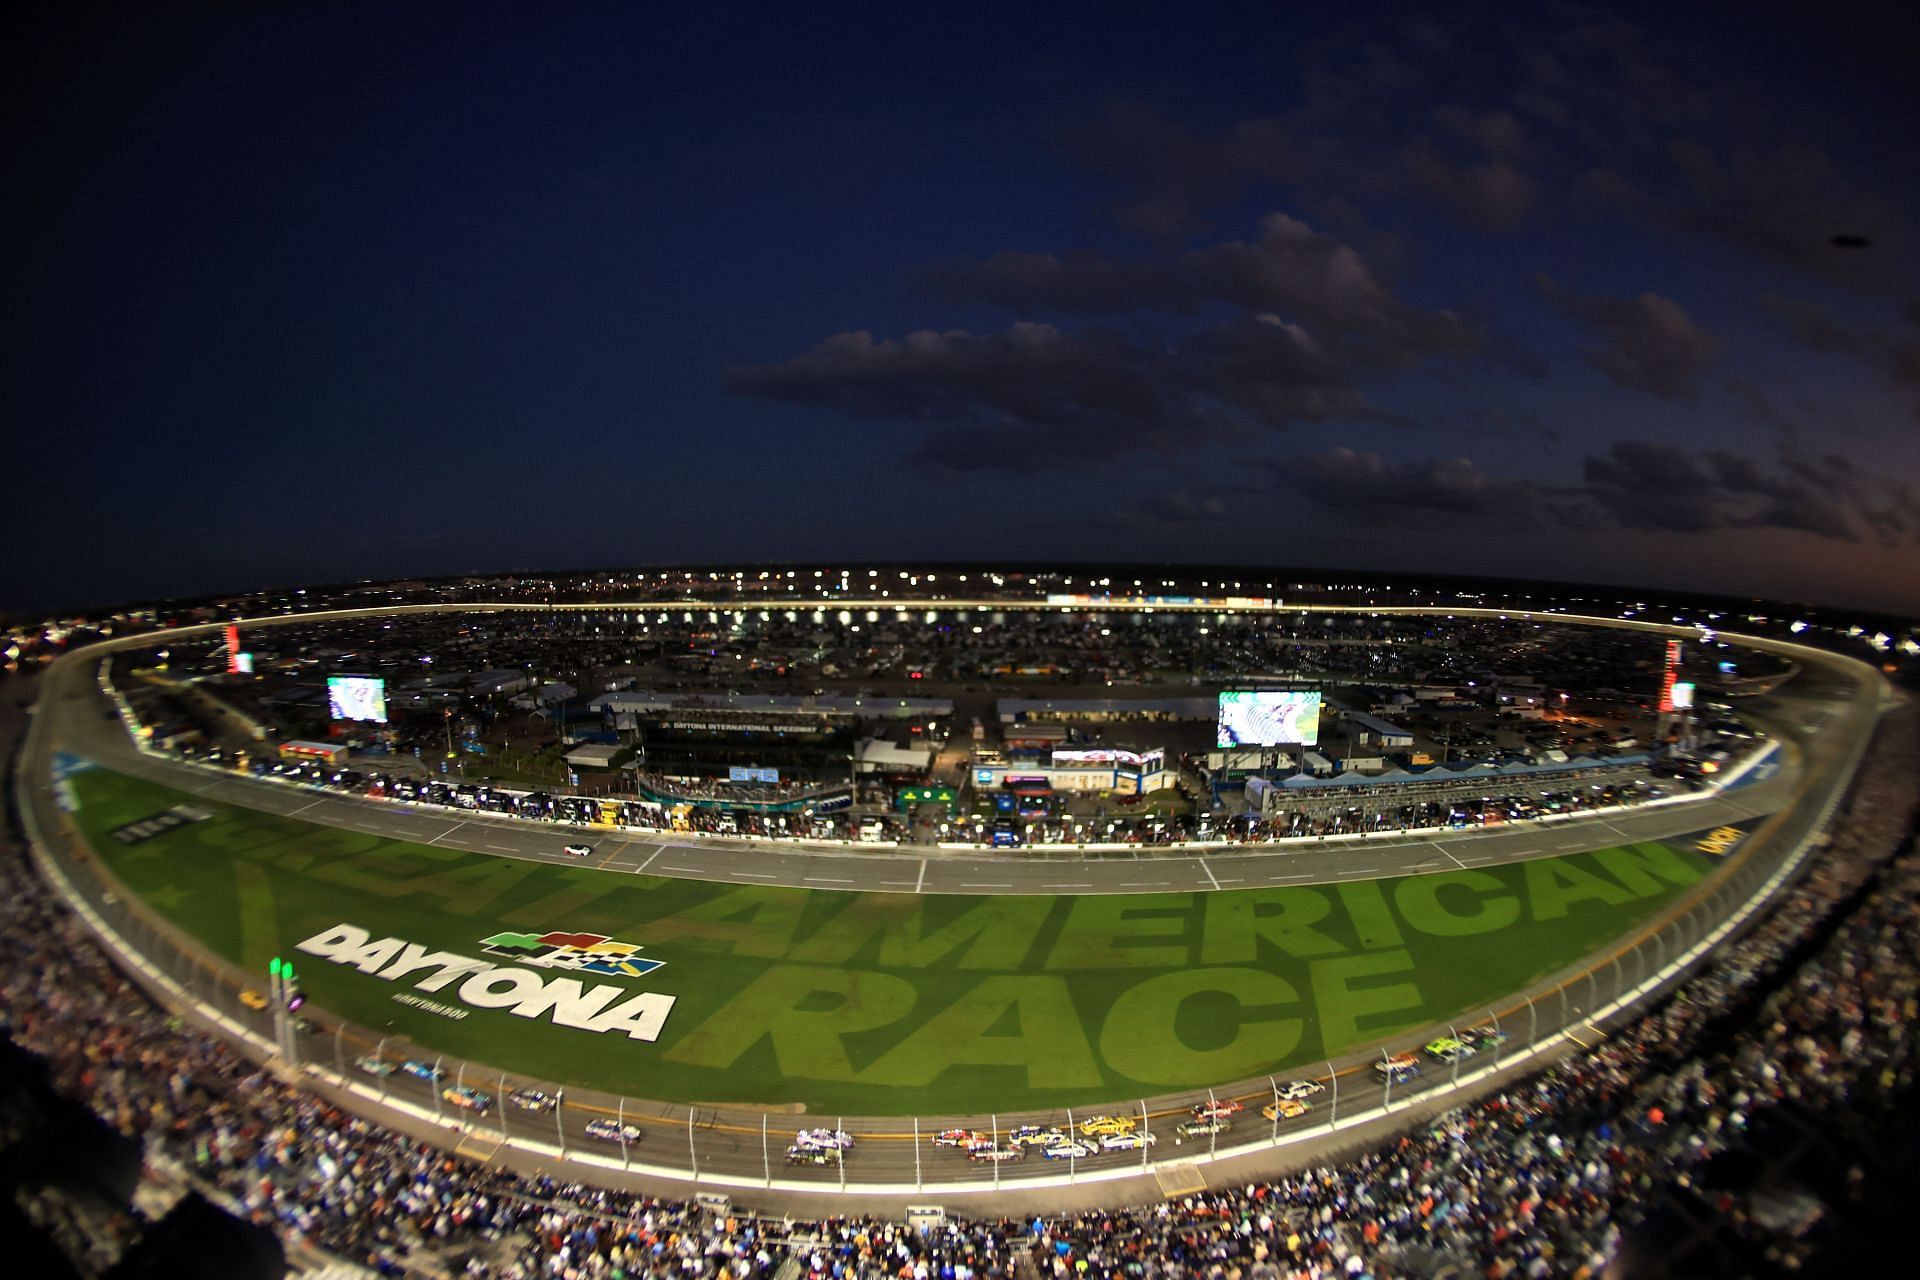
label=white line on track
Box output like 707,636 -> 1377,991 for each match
483,843 -> 515,852
658,865 -> 701,874
288,799 -> 324,817
425,822 -> 467,846
1123,881 -> 1170,887
1267,873 -> 1312,880
1434,845 -> 1470,870
633,848 -> 663,874
962,882 -> 1012,888
1197,858 -> 1223,890
915,859 -> 927,893
803,876 -> 853,884
1214,877 -> 1244,884
1044,883 -> 1093,888
733,871 -> 778,880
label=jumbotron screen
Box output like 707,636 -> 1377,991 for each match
326,676 -> 388,723
1216,690 -> 1321,747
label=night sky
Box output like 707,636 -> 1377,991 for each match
8,2 -> 1919,615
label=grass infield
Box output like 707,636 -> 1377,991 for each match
69,766 -> 1714,1115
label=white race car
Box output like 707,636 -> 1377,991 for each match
1275,1079 -> 1326,1101
585,1118 -> 642,1143
563,843 -> 593,858
794,1127 -> 855,1151
1099,1131 -> 1158,1151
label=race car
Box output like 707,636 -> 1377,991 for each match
1275,1079 -> 1326,1101
584,1118 -> 642,1143
967,1143 -> 1022,1162
238,989 -> 269,1011
1375,1053 -> 1422,1081
400,1060 -> 445,1082
1190,1099 -> 1244,1120
786,1144 -> 840,1166
442,1086 -> 492,1113
1424,1036 -> 1477,1063
1079,1114 -> 1137,1137
1007,1125 -> 1067,1148
1099,1131 -> 1158,1152
1042,1139 -> 1098,1159
931,1129 -> 990,1149
1177,1117 -> 1231,1137
353,1054 -> 396,1077
562,843 -> 593,857
1261,1098 -> 1310,1121
794,1128 -> 855,1151
508,1089 -> 557,1113
1468,1026 -> 1510,1051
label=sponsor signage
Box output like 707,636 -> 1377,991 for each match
297,923 -> 676,1041
1657,641 -> 1684,714
110,805 -> 212,845
1050,747 -> 1165,770
729,765 -> 780,783
1695,825 -> 1745,857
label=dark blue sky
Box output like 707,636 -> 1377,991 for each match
7,2 -> 1918,614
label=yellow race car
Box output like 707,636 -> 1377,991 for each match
1078,1114 -> 1137,1137
1262,1098 -> 1310,1121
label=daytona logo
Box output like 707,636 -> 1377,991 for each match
296,924 -> 676,1042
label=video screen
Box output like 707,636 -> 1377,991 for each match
327,675 -> 388,723
1216,690 -> 1320,747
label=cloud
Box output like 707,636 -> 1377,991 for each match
1762,293 -> 1920,422
915,212 -> 1483,373
1055,17 -> 1917,295
1256,440 -> 1917,545
725,314 -> 1384,470
1055,104 -> 1294,240
1262,448 -> 1551,522
1400,140 -> 1539,232
1539,278 -> 1722,399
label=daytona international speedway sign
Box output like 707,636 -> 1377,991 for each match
297,924 -> 676,1041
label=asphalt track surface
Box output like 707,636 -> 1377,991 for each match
16,605 -> 1889,1211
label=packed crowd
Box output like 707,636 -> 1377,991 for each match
1,701 -> 1914,1279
